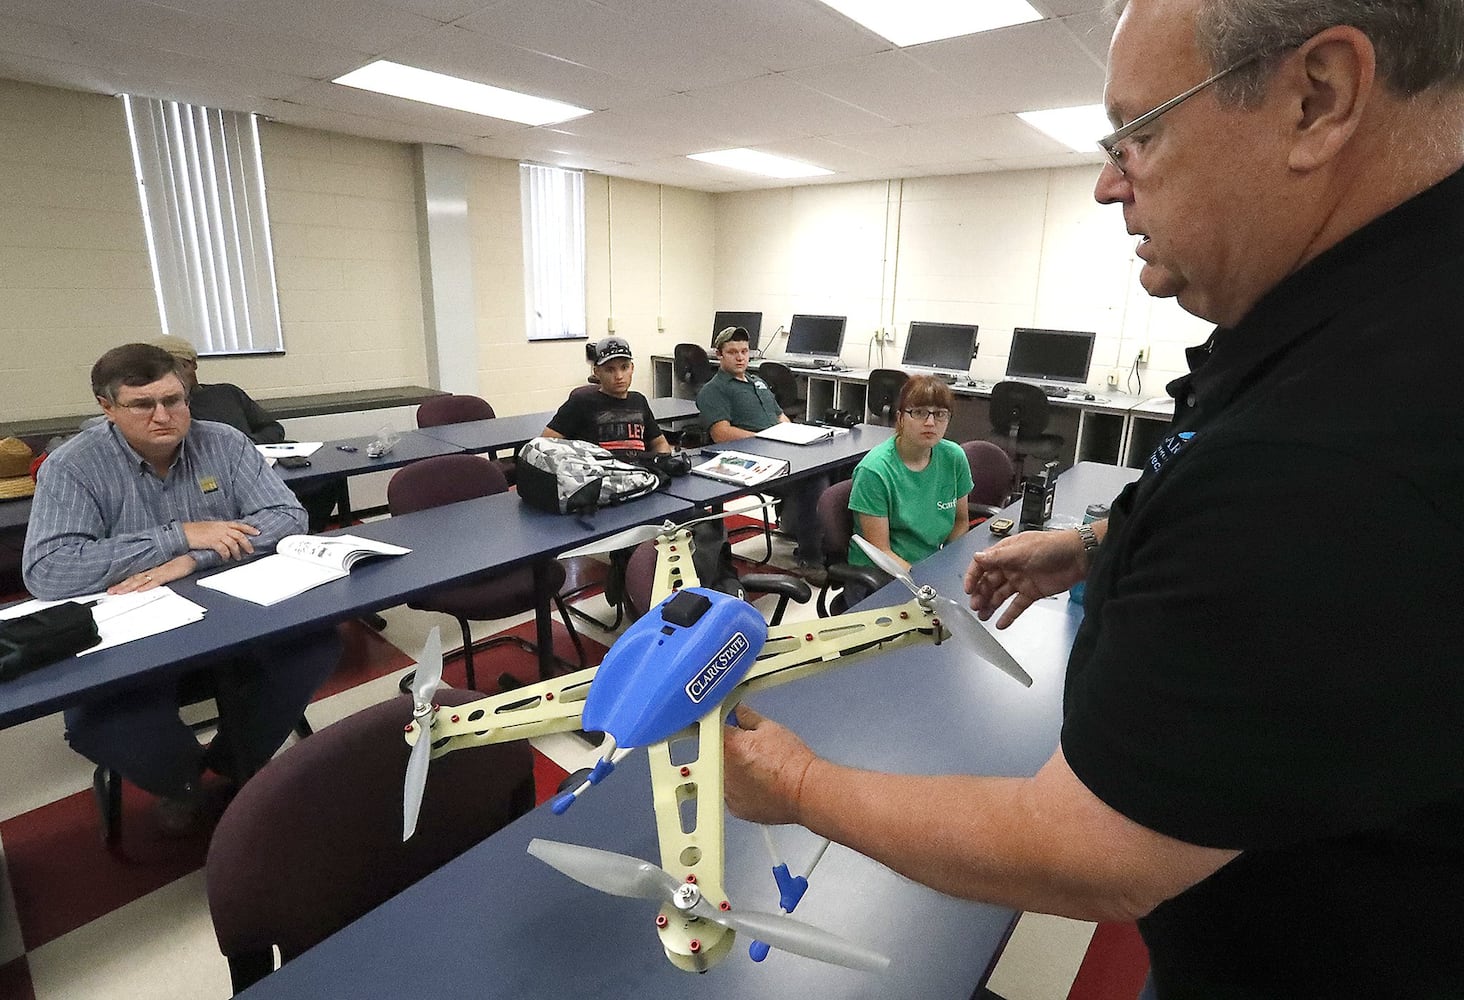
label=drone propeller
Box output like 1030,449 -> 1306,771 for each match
402,626 -> 444,841
850,535 -> 1033,688
527,839 -> 890,972
557,499 -> 781,560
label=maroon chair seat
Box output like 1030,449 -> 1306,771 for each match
959,439 -> 1017,518
206,689 -> 533,994
814,478 -> 887,616
416,393 -> 516,485
387,455 -> 585,689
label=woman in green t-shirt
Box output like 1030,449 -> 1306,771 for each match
845,376 -> 973,602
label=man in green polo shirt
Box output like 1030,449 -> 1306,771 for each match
698,327 -> 826,581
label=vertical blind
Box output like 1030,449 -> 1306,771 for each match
123,95 -> 284,355
520,163 -> 587,342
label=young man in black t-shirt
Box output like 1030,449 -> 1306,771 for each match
543,336 -> 671,459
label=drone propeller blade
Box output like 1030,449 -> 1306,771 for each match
401,723 -> 431,841
411,626 -> 444,706
402,627 -> 444,841
528,838 -> 682,901
691,898 -> 890,972
929,593 -> 1033,688
849,535 -> 918,594
557,522 -> 672,559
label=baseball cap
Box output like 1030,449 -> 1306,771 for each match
152,335 -> 198,365
589,336 -> 633,366
712,326 -> 749,351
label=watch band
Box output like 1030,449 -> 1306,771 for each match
1075,522 -> 1100,554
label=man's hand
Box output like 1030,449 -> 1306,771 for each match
183,520 -> 260,560
964,529 -> 1088,628
723,704 -> 818,826
107,554 -> 198,595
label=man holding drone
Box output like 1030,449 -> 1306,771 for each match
723,0 -> 1464,995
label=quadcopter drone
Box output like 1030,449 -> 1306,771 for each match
401,510 -> 1032,974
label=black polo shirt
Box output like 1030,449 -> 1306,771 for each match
1062,166 -> 1464,997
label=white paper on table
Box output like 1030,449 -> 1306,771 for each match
0,587 -> 208,655
255,442 -> 324,458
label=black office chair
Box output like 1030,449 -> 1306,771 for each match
987,381 -> 1064,490
865,369 -> 909,426
206,689 -> 534,994
755,362 -> 805,420
672,343 -> 714,394
622,529 -> 811,627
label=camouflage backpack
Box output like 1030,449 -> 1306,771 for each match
516,437 -> 666,514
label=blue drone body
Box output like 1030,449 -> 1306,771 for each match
581,587 -> 768,748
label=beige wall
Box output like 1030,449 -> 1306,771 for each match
0,79 -> 159,422
713,168 -> 1211,392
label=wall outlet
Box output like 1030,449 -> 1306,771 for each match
606,316 -> 615,333
1136,346 -> 1149,365
656,315 -> 665,332
873,327 -> 888,343
1106,370 -> 1120,388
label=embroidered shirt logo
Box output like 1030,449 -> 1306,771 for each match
198,475 -> 220,493
1147,431 -> 1195,474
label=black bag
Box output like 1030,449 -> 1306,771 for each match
0,601 -> 102,682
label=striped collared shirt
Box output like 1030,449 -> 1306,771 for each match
23,420 -> 305,600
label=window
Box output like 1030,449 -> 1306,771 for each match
123,95 -> 284,355
519,163 -> 587,342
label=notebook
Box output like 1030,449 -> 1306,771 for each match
755,422 -> 844,445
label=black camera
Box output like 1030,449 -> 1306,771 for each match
823,408 -> 860,429
1019,461 -> 1059,529
654,452 -> 691,477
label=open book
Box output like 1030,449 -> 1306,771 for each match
197,534 -> 410,607
755,422 -> 846,445
691,450 -> 790,487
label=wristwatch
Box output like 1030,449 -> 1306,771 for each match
1075,522 -> 1100,558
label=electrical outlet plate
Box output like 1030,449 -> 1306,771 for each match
1136,346 -> 1149,364
607,317 -> 615,333
1106,370 -> 1120,387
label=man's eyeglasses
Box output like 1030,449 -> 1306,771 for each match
902,407 -> 951,423
1098,53 -> 1266,175
116,394 -> 189,415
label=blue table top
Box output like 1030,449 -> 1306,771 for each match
415,398 -> 701,453
665,424 -> 895,505
238,462 -> 1141,1000
0,490 -> 692,729
270,430 -> 464,487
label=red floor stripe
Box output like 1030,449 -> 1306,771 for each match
1066,922 -> 1150,1000
0,956 -> 36,1000
531,752 -> 570,808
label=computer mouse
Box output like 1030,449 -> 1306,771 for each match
1083,392 -> 1097,401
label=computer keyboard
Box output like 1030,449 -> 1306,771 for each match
1040,384 -> 1070,398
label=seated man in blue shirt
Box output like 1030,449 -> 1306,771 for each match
23,343 -> 340,834
698,327 -> 826,582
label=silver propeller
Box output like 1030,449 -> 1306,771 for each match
402,626 -> 444,841
851,535 -> 1032,687
527,839 -> 890,972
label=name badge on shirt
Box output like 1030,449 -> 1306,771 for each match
1147,431 -> 1195,475
198,475 -> 220,494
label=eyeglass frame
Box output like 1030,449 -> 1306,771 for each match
112,392 -> 190,416
1097,51 -> 1273,175
901,406 -> 951,423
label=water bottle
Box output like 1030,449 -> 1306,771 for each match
1069,503 -> 1110,606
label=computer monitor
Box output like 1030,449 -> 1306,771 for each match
901,321 -> 979,377
711,310 -> 762,352
785,314 -> 846,361
1005,328 -> 1096,384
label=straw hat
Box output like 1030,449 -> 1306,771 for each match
0,437 -> 37,501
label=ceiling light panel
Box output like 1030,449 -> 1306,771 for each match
332,60 -> 592,126
814,0 -> 1042,47
687,148 -> 833,178
1017,105 -> 1111,152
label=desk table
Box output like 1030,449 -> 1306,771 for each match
0,491 -> 692,730
665,425 -> 894,506
236,463 -> 1140,1000
413,397 -> 701,454
269,430 -> 465,490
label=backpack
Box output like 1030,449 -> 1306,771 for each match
516,437 -> 666,514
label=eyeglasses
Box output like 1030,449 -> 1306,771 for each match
902,407 -> 951,423
1098,53 -> 1266,175
115,393 -> 189,415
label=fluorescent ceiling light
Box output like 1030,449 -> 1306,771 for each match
687,148 -> 833,179
1017,105 -> 1111,153
815,0 -> 1041,47
333,60 -> 591,127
